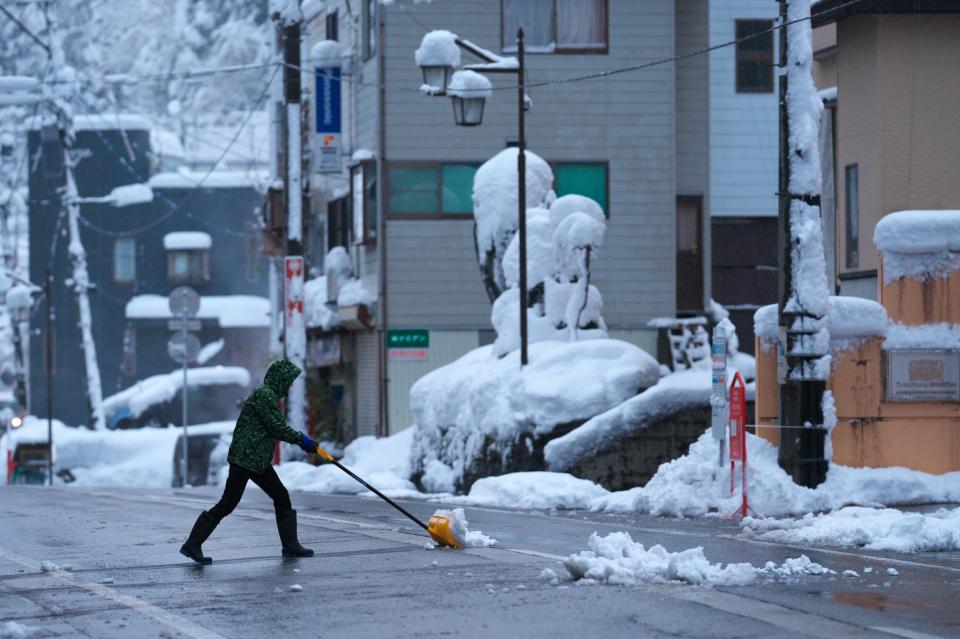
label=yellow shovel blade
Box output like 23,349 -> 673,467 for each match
427,514 -> 461,549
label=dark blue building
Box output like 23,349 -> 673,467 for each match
28,116 -> 270,427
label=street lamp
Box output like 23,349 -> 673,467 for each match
417,29 -> 530,365
71,183 -> 154,207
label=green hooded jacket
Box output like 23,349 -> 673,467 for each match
227,359 -> 303,473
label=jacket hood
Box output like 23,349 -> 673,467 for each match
263,359 -> 301,395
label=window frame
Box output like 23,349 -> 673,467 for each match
734,19 -> 775,94
350,160 -> 377,244
385,161 -> 481,220
845,163 -> 859,269
327,195 -> 352,249
363,0 -> 377,60
326,9 -> 338,42
501,0 -> 609,55
113,237 -> 136,284
166,249 -> 210,284
551,160 -> 610,218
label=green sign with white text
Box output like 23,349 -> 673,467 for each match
388,330 -> 429,361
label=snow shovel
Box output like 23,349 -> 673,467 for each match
313,446 -> 461,548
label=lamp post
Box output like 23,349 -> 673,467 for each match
418,29 -> 530,365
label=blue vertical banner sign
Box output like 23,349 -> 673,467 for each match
315,65 -> 342,174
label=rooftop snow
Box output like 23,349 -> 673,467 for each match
125,295 -> 270,328
103,366 -> 251,418
150,129 -> 185,159
27,113 -> 152,131
148,171 -> 268,190
163,232 -> 212,251
754,296 -> 887,343
874,210 -> 960,254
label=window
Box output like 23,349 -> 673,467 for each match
328,196 -> 351,248
502,0 -> 607,53
351,161 -> 377,242
363,0 -> 377,59
167,251 -> 209,284
845,164 -> 859,268
387,163 -> 479,216
554,163 -> 608,215
113,238 -> 136,283
735,20 -> 774,93
326,10 -> 338,41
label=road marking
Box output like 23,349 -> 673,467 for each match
674,588 -> 924,638
0,545 -> 227,639
871,626 -> 946,639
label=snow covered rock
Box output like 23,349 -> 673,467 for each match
545,369 -> 713,490
409,340 -> 659,492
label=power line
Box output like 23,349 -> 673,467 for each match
0,1 -> 50,53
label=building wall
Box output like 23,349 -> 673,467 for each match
707,0 -> 778,219
835,14 -> 960,282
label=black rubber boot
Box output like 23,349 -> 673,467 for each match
277,510 -> 314,558
180,511 -> 217,564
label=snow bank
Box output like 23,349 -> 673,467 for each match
0,417 -> 233,487
410,340 -> 659,490
545,369 -> 711,472
163,231 -> 212,251
563,532 -> 756,586
276,427 -> 416,496
415,30 -> 461,68
0,621 -> 40,639
595,429 -> 960,519
126,295 -> 270,328
743,506 -> 960,553
103,367 -> 250,419
874,210 -> 960,282
454,472 -> 609,510
432,508 -> 496,548
446,70 -> 492,99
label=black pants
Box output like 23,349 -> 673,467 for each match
208,463 -> 292,523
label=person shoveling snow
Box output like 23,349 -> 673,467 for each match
180,359 -> 320,564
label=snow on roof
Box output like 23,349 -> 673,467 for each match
884,323 -> 960,351
302,0 -> 326,20
163,231 -> 212,251
125,295 -> 270,328
148,170 -> 268,190
311,39 -> 342,65
103,366 -> 251,419
447,70 -> 492,99
305,276 -> 338,330
27,112 -> 152,131
415,30 -> 461,68
874,210 -> 960,254
754,296 -> 888,347
351,148 -> 375,162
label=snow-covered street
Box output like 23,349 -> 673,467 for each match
1,485 -> 958,639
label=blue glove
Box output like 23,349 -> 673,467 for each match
299,433 -> 319,453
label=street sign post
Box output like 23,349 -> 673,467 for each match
710,324 -> 728,467
168,286 -> 199,486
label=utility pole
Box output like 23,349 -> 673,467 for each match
777,0 -> 830,487
276,3 -> 307,435
45,269 -> 53,485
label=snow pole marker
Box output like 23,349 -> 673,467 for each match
728,372 -> 749,519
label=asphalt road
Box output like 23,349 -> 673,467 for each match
1,485 -> 958,638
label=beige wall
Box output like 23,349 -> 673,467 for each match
835,15 -> 960,278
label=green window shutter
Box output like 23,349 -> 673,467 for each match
441,164 -> 477,214
554,163 -> 608,215
388,166 -> 439,214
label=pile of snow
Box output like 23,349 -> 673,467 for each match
743,506 -> 960,553
563,532 -> 756,586
304,247 -> 375,331
432,508 -> 496,548
163,231 -> 212,251
757,555 -> 833,577
595,429 -> 960,519
0,417 -> 233,487
0,621 -> 40,639
755,296 -> 888,353
446,70 -> 492,99
454,472 -> 609,510
415,30 -> 461,68
875,211 -> 960,282
311,40 -> 342,66
276,428 -> 416,496
545,369 -> 712,473
126,295 -> 270,328
410,339 -> 660,490
103,367 -> 250,420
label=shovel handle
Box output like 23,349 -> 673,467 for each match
315,446 -> 429,532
